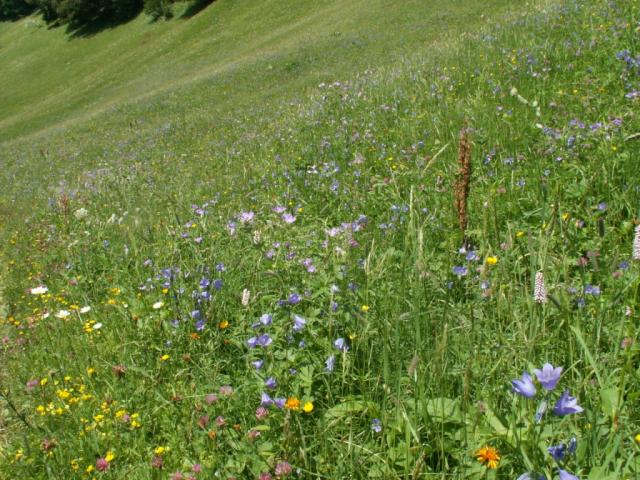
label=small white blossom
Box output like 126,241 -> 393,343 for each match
74,208 -> 88,220
80,306 -> 91,314
30,286 -> 48,295
633,225 -> 640,260
55,310 -> 70,319
534,271 -> 547,304
152,301 -> 164,310
241,289 -> 251,306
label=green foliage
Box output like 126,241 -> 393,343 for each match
0,0 -> 33,19
0,0 -> 640,478
143,0 -> 172,20
44,0 -> 141,24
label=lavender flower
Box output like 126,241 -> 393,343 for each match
512,372 -> 537,398
558,470 -> 579,480
261,392 -> 273,406
452,265 -> 468,277
534,363 -> 562,390
516,474 -> 544,480
252,359 -> 265,370
334,338 -> 349,352
282,213 -> 296,224
371,418 -> 382,433
292,315 -> 306,332
583,284 -> 600,296
288,293 -> 301,305
547,443 -> 567,461
325,355 -> 336,372
265,377 -> 277,389
553,390 -> 583,416
248,334 -> 272,348
238,211 -> 255,224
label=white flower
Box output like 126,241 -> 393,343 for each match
633,225 -> 640,260
80,306 -> 91,314
241,289 -> 250,306
152,301 -> 164,310
30,286 -> 48,295
534,271 -> 547,304
42,312 -> 50,319
92,323 -> 103,330
55,310 -> 70,319
74,208 -> 88,220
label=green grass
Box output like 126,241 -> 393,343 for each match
1,0 -> 640,478
0,0 -> 517,143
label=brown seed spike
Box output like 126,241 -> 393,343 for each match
454,123 -> 472,242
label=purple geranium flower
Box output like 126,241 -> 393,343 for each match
292,314 -> 306,332
251,359 -> 264,370
584,284 -> 600,296
257,334 -> 272,347
288,292 -> 301,304
260,392 -> 273,407
334,338 -> 349,352
558,470 -> 579,480
238,211 -> 255,223
516,474 -> 544,480
371,418 -> 382,433
512,372 -> 536,398
265,377 -> 277,389
325,355 -> 336,372
553,390 -> 583,416
534,363 -> 562,391
547,443 -> 566,461
282,213 -> 296,224
260,314 -> 273,326
452,265 -> 468,277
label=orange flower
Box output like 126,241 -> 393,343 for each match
475,445 -> 500,469
285,397 -> 300,411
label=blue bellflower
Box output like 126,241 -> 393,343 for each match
534,363 -> 562,390
558,469 -> 579,480
292,314 -> 306,332
512,372 -> 536,398
334,338 -> 349,352
554,390 -> 583,416
547,443 -> 567,462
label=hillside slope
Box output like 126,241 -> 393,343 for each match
0,0 -> 517,142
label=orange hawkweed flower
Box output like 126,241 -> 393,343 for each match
285,397 -> 300,411
475,445 -> 500,469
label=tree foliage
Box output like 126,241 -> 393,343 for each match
0,0 -> 34,20
0,0 -> 176,24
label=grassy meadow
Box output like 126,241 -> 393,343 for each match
1,0 -> 640,478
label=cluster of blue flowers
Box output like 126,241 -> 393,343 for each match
511,363 -> 582,480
